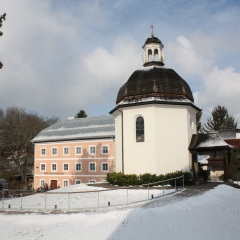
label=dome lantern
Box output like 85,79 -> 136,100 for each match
142,26 -> 165,67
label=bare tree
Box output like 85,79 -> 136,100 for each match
0,13 -> 6,69
0,107 -> 58,187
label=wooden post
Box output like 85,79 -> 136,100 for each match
223,149 -> 228,181
191,152 -> 196,185
228,150 -> 232,179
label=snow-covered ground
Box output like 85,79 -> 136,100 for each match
0,184 -> 240,240
1,184 -> 176,210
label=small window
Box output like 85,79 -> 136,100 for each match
41,148 -> 46,156
63,147 -> 69,155
75,180 -> 81,184
40,163 -> 46,172
102,146 -> 109,154
90,146 -> 96,155
75,146 -> 82,155
63,180 -> 69,187
89,163 -> 96,172
89,180 -> 96,184
52,163 -> 57,172
52,147 -> 57,155
63,163 -> 69,171
40,180 -> 45,187
75,163 -> 82,172
102,163 -> 109,172
136,117 -> 144,142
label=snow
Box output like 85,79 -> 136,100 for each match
1,184 -> 240,239
1,184 -> 176,210
198,132 -> 231,148
117,96 -> 193,106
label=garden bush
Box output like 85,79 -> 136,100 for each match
107,171 -> 192,186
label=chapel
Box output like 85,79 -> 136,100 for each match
110,29 -> 201,175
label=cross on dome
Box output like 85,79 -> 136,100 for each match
151,25 -> 154,37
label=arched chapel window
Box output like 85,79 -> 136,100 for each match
136,117 -> 144,142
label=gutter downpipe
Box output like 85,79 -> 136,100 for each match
118,109 -> 124,174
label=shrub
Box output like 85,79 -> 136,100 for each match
107,171 -> 193,186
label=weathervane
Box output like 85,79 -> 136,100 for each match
151,25 -> 154,37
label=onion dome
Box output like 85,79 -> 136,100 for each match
116,66 -> 194,104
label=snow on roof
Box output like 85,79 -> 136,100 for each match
32,115 -> 115,143
117,96 -> 193,106
198,131 -> 231,148
139,65 -> 168,71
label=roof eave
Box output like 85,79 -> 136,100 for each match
110,100 -> 201,114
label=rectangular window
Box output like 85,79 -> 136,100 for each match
89,180 -> 96,184
40,163 -> 46,172
63,180 -> 69,187
102,163 -> 109,172
52,147 -> 57,155
75,146 -> 82,155
40,180 -> 45,187
41,148 -> 46,156
89,146 -> 96,155
63,163 -> 69,171
63,147 -> 69,155
102,146 -> 109,154
89,163 -> 96,172
52,163 -> 57,172
75,180 -> 81,184
75,163 -> 82,172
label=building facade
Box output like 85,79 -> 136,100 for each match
32,116 -> 114,189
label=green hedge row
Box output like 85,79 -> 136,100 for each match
106,171 -> 192,186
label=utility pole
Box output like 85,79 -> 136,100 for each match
0,13 -> 6,69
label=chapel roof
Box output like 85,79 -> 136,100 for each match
32,115 -> 115,143
116,66 -> 194,104
142,36 -> 164,48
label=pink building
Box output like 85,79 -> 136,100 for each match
32,116 -> 115,189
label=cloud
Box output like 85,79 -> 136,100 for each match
165,33 -> 240,125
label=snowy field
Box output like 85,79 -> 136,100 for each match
1,184 -> 176,210
0,184 -> 240,240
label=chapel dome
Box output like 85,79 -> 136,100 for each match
116,66 -> 194,104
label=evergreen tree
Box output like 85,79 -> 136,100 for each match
75,110 -> 87,118
222,116 -> 238,130
204,106 -> 230,132
0,13 -> 6,69
196,111 -> 203,133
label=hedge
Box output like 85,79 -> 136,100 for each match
106,171 -> 192,186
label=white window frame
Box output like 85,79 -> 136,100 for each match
63,163 -> 69,172
40,148 -> 46,156
63,147 -> 69,156
101,145 -> 109,154
75,146 -> 82,155
52,147 -> 58,156
101,162 -> 109,172
89,180 -> 96,184
75,180 -> 81,184
89,145 -> 96,155
75,163 -> 82,172
51,163 -> 57,172
89,162 -> 96,172
40,163 -> 46,172
63,179 -> 69,187
40,179 -> 45,187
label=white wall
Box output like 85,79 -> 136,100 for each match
113,103 -> 198,175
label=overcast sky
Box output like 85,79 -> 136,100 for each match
1,0 -> 240,125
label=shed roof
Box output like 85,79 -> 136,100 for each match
32,115 -> 115,143
189,132 -> 232,152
